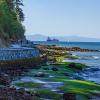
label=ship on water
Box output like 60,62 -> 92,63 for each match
47,37 -> 59,42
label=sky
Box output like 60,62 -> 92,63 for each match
23,0 -> 100,38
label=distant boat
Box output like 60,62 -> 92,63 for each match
47,37 -> 59,42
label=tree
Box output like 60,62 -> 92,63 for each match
5,0 -> 15,10
0,0 -> 25,41
5,0 -> 24,21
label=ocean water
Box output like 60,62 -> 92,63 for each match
33,41 -> 100,50
34,41 -> 100,84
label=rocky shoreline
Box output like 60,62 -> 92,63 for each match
0,50 -> 47,99
0,44 -> 100,100
36,44 -> 99,52
0,87 -> 37,100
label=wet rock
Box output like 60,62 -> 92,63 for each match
43,67 -> 50,70
0,72 -> 11,86
52,67 -> 58,71
34,72 -> 46,77
17,88 -> 25,94
73,73 -> 85,80
90,96 -> 100,100
74,76 -> 84,80
63,72 -> 69,76
63,93 -> 76,100
68,63 -> 76,68
0,87 -> 35,100
68,63 -> 84,70
89,68 -> 100,72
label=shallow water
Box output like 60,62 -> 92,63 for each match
11,71 -> 64,92
65,52 -> 100,84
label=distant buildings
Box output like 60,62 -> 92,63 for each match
47,37 -> 59,42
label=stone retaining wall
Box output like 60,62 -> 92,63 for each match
0,56 -> 47,71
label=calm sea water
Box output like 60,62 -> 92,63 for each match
33,41 -> 100,50
34,41 -> 100,84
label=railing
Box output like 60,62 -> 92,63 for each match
0,47 -> 40,60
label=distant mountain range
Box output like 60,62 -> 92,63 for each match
26,34 -> 100,42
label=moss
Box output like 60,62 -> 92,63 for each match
67,63 -> 86,70
30,89 -> 62,100
15,82 -> 42,88
32,62 -> 87,82
52,62 -> 87,71
58,79 -> 100,99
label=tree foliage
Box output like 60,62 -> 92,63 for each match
0,0 -> 25,41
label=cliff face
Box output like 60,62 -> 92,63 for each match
0,38 -> 7,47
0,0 -> 25,47
0,30 -> 9,47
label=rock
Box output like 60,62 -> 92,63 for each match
0,72 -> 11,86
67,52 -> 72,56
43,67 -> 50,70
74,76 -> 84,80
34,72 -> 46,77
68,63 -> 84,70
17,88 -> 25,94
68,63 -> 76,68
91,96 -> 100,100
63,72 -> 69,76
52,67 -> 58,71
63,93 -> 76,100
0,87 -> 35,100
89,68 -> 100,72
73,73 -> 85,80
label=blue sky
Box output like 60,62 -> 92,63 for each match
23,0 -> 100,38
